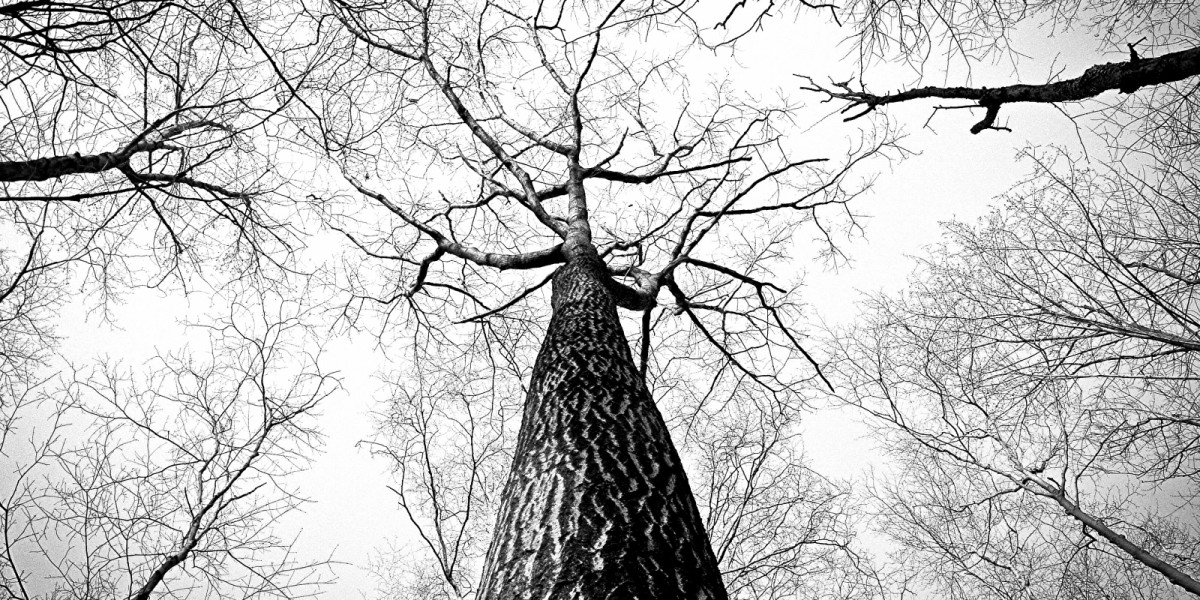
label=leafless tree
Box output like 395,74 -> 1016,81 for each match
0,14 -> 334,574
687,390 -> 883,600
0,0 -> 321,365
0,299 -> 338,600
0,0 -> 904,596
263,0 -> 908,594
828,145 -> 1200,598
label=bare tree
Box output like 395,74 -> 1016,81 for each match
0,299 -> 338,600
0,0 -> 335,584
828,145 -> 1200,598
263,0 -> 906,595
687,390 -> 882,600
0,0 -> 317,361
0,0 -> 900,596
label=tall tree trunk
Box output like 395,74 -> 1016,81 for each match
478,252 -> 728,600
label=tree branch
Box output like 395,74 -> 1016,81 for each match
346,177 -> 566,271
1026,477 -> 1200,597
801,45 -> 1200,133
0,119 -> 232,182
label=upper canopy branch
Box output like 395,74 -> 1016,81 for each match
346,176 -> 566,276
478,152 -> 752,209
330,0 -> 571,238
801,45 -> 1200,133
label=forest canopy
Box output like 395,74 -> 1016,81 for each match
1,0 -> 1198,598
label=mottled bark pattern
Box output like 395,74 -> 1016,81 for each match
478,254 -> 727,600
0,151 -> 129,182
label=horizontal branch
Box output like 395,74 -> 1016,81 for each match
0,120 -> 232,182
0,151 -> 134,182
0,0 -> 49,17
346,177 -> 566,271
509,155 -> 752,206
802,45 -> 1200,133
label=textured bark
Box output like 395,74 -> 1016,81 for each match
478,252 -> 727,600
0,151 -> 130,182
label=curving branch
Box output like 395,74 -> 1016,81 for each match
346,177 -> 566,272
801,45 -> 1200,133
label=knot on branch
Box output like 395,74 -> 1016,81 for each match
969,102 -> 1009,134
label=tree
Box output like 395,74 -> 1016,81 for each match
0,0 -> 311,358
790,1 -> 1200,594
298,0 -> 1200,595
286,0 -> 904,595
0,299 -> 337,600
828,145 -> 1200,598
4,0 -> 892,595
364,358 -> 882,599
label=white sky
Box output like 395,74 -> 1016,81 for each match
45,7 -> 1129,597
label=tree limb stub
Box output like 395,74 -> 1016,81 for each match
801,45 -> 1200,133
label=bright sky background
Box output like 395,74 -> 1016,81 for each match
47,5 -> 1129,596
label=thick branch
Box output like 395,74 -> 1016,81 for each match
346,177 -> 565,271
0,0 -> 50,17
0,151 -> 132,182
0,120 -> 230,182
802,45 -> 1200,133
1034,481 -> 1200,596
605,265 -> 659,311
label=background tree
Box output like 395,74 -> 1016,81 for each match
828,144 -> 1200,598
365,360 -> 883,599
0,0 -> 314,374
790,0 -> 1200,594
0,298 -> 337,600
